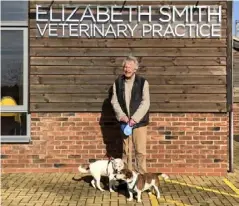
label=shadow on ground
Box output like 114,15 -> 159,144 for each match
234,135 -> 239,142
72,175 -> 129,197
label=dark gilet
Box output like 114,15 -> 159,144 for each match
115,74 -> 149,128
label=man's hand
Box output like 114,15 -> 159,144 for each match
128,118 -> 137,127
120,116 -> 129,123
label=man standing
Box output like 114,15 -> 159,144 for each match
111,56 -> 150,174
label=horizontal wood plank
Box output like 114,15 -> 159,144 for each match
234,96 -> 239,103
234,86 -> 239,103
233,40 -> 239,50
30,38 -> 226,48
30,48 -> 226,57
30,57 -> 226,66
30,66 -> 226,75
30,75 -> 226,85
234,82 -> 239,87
30,102 -> 227,112
30,85 -> 226,94
30,93 -> 226,103
234,87 -> 239,93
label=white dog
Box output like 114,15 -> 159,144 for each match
78,158 -> 124,192
115,168 -> 169,202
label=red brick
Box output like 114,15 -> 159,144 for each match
151,154 -> 165,159
172,141 -> 186,144
147,149 -> 159,154
206,136 -> 220,140
83,145 -> 96,149
200,159 -> 213,163
150,136 -> 165,141
186,122 -> 199,126
172,168 -> 186,173
55,146 -> 68,150
75,122 -> 90,126
200,132 -> 214,135
207,117 -> 221,121
148,140 -> 161,144
157,113 -> 172,117
193,155 -> 207,159
81,154 -> 96,159
173,149 -> 186,154
180,136 -> 193,140
179,117 -> 193,121
172,122 -> 185,126
165,145 -> 179,149
180,145 -> 193,149
193,136 -> 206,140
194,127 -> 207,131
200,123 -> 214,128
185,168 -> 200,172
185,150 -> 199,154
151,118 -> 164,121
69,145 -> 81,150
165,154 -> 178,159
187,141 -> 200,145
186,159 -> 199,164
158,168 -> 172,173
151,145 -> 164,150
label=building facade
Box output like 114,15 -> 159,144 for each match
1,1 -> 233,176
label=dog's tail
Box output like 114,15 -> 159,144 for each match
78,165 -> 90,174
157,173 -> 169,180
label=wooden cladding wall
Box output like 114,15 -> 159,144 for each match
233,38 -> 239,103
30,1 -> 228,112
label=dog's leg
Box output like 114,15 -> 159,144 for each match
153,185 -> 160,199
137,190 -> 142,203
127,191 -> 133,201
91,172 -> 104,192
91,179 -> 96,189
96,178 -> 105,192
109,175 -> 115,193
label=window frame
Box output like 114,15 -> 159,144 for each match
1,27 -> 30,143
1,27 -> 28,111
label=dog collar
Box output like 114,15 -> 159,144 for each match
106,158 -> 117,175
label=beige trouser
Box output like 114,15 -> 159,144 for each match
122,126 -> 147,174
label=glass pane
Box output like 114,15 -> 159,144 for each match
1,1 -> 28,22
1,113 -> 27,136
1,30 -> 24,105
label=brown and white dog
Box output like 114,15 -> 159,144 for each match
115,168 -> 169,202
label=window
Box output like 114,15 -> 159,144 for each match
1,1 -> 30,143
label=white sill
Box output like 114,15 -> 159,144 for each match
1,136 -> 31,143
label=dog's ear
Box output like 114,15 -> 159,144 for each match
126,170 -> 133,179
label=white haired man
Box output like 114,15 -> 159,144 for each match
111,56 -> 150,174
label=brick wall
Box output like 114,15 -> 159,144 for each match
234,103 -> 239,137
1,112 -> 228,176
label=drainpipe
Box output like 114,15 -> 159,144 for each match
229,39 -> 234,173
229,110 -> 233,173
227,1 -> 233,173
